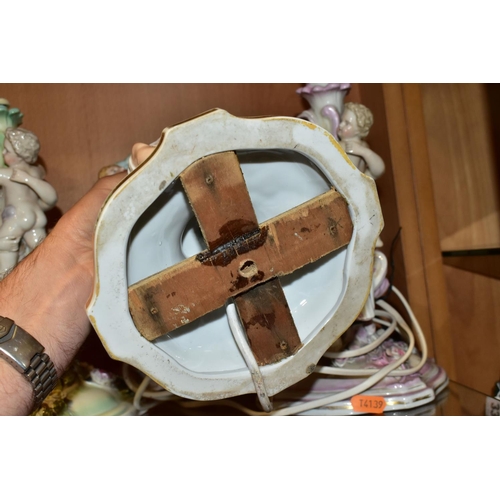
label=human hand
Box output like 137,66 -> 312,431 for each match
0,171 -> 126,415
9,168 -> 30,184
54,171 -> 128,280
130,142 -> 156,170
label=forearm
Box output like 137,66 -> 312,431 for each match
0,172 -> 126,415
356,148 -> 385,179
365,152 -> 385,179
0,224 -> 93,414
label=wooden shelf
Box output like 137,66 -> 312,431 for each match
0,83 -> 498,400
443,252 -> 500,280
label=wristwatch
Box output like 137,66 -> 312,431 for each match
0,316 -> 58,408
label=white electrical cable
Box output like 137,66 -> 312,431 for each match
121,285 -> 428,417
226,302 -> 273,412
268,285 -> 428,415
322,311 -> 397,359
122,364 -> 178,414
316,288 -> 427,378
271,328 -> 415,415
177,285 -> 427,416
132,375 -> 159,413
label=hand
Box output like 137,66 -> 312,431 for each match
344,141 -> 363,155
131,143 -> 156,170
9,168 -> 30,184
0,171 -> 126,415
0,236 -> 20,252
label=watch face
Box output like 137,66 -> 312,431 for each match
0,321 -> 44,373
0,316 -> 14,340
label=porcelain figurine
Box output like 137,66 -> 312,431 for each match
338,102 -> 385,180
0,127 -> 57,277
296,83 -> 351,140
0,99 -> 23,169
289,89 -> 448,414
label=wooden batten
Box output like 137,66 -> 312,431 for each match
234,279 -> 302,366
180,151 -> 259,250
128,187 -> 353,341
128,149 -> 354,356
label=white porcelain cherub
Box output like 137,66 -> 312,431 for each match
0,127 -> 57,276
338,102 -> 386,318
338,102 -> 385,180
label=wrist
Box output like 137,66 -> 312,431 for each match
0,236 -> 90,415
0,230 -> 93,375
0,172 -> 126,415
0,360 -> 33,415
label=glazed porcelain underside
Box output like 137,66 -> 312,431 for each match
88,111 -> 383,400
127,149 -> 345,373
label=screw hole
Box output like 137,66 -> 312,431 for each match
238,260 -> 258,278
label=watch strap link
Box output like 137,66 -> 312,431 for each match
25,352 -> 58,408
0,316 -> 58,409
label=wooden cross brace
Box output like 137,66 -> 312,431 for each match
128,151 -> 353,366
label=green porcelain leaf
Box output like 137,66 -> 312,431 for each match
0,103 -> 24,168
0,104 -> 23,131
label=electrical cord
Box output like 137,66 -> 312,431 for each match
122,285 -> 428,416
226,302 -> 273,411
322,311 -> 397,359
122,363 -> 179,413
269,285 -> 426,415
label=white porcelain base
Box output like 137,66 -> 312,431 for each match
88,110 -> 383,401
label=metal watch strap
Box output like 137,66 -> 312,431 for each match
25,352 -> 58,408
0,316 -> 58,408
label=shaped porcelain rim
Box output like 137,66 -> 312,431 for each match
87,109 -> 383,401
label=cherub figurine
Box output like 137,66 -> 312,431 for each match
338,102 -> 385,180
0,127 -> 57,276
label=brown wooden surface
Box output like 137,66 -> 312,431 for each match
0,84 -> 306,218
379,84 -> 457,380
443,254 -> 500,280
419,83 -> 500,395
380,86 -> 435,355
129,188 -> 353,340
401,84 -> 457,379
442,265 -> 500,395
421,84 -> 500,252
234,279 -> 302,366
180,151 -> 259,250
434,381 -> 489,416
